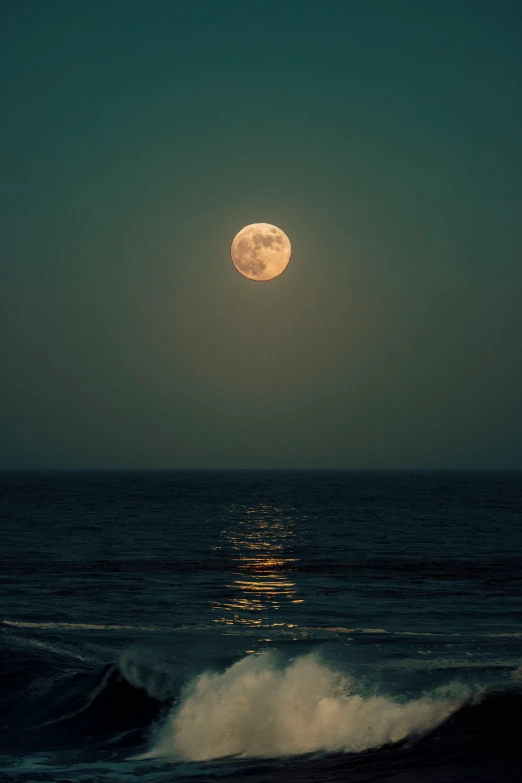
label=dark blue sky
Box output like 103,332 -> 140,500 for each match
1,1 -> 521,468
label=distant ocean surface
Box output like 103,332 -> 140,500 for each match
1,470 -> 522,782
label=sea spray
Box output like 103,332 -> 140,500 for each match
138,652 -> 468,761
118,647 -> 190,702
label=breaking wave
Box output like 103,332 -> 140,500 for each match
138,652 -> 469,761
3,634 -> 522,776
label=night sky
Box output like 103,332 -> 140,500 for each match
1,1 -> 521,469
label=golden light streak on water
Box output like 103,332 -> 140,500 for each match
212,502 -> 302,635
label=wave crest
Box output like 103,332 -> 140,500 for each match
139,652 -> 467,761
117,647 -> 188,702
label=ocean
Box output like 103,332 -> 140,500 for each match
1,469 -> 521,782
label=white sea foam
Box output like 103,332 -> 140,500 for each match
137,652 -> 467,761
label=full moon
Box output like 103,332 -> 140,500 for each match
231,223 -> 292,282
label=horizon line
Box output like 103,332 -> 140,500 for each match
0,467 -> 520,473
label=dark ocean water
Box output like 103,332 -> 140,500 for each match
1,470 -> 521,782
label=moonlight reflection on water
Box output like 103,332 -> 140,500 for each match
212,503 -> 302,635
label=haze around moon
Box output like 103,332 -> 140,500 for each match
231,223 -> 292,281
